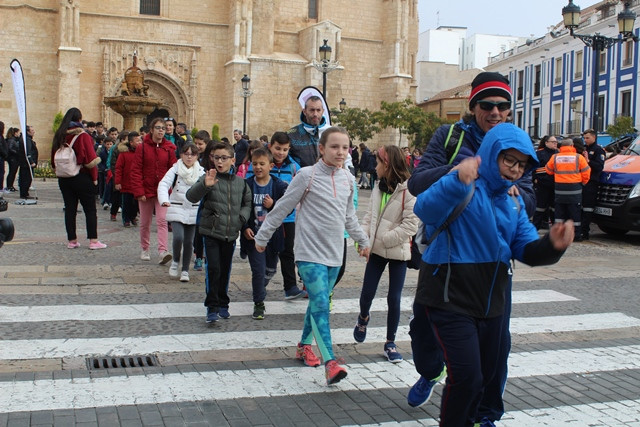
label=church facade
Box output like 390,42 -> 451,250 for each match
0,0 -> 418,153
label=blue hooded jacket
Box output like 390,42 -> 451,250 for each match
414,123 -> 564,318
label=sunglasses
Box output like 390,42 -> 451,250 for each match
164,117 -> 174,121
477,100 -> 511,112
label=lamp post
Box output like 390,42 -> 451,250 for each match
339,98 -> 346,112
312,39 -> 340,101
562,0 -> 638,131
240,74 -> 252,135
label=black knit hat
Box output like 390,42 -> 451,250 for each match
469,72 -> 512,108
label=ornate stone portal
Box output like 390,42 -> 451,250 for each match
103,53 -> 163,131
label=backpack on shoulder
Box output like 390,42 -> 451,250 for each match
54,134 -> 81,178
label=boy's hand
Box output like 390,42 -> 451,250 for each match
115,184 -> 121,191
507,185 -> 520,197
452,156 -> 480,185
255,244 -> 266,253
243,228 -> 255,240
136,195 -> 147,202
263,195 -> 274,209
204,169 -> 218,187
549,220 -> 575,250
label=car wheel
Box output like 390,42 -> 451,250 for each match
598,224 -> 629,236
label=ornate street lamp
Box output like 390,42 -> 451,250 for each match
339,98 -> 346,112
312,39 -> 340,101
562,1 -> 638,131
240,74 -> 253,135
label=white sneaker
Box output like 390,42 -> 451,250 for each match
140,250 -> 151,261
169,262 -> 179,277
158,250 -> 172,265
180,271 -> 190,282
117,207 -> 122,213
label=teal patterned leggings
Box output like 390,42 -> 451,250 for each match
297,261 -> 340,363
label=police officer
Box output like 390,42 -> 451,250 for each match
532,135 -> 559,229
581,129 -> 605,240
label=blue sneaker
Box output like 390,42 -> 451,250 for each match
218,307 -> 230,319
383,342 -> 403,363
353,314 -> 369,343
407,366 -> 447,407
474,417 -> 496,427
206,308 -> 219,323
193,258 -> 203,271
284,286 -> 306,300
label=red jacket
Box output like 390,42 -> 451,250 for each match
50,127 -> 100,181
115,143 -> 137,194
130,134 -> 177,199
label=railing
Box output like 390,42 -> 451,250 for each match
554,76 -> 561,85
140,0 -> 160,15
623,58 -> 632,66
574,71 -> 583,79
565,119 -> 583,135
547,122 -> 562,136
528,125 -> 540,139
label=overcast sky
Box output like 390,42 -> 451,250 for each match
418,0 -> 601,38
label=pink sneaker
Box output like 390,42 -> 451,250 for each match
325,360 -> 347,385
296,343 -> 321,367
67,241 -> 80,249
89,241 -> 107,250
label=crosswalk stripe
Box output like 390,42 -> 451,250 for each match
1,312 -> 638,360
0,345 -> 638,414
0,290 -> 578,323
348,399 -> 640,427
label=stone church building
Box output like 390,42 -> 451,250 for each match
0,0 -> 418,153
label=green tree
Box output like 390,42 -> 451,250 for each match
52,111 -> 63,133
211,124 -> 220,141
191,127 -> 199,139
606,115 -> 635,139
375,99 -> 428,145
331,107 -> 380,143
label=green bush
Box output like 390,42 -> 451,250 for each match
34,160 -> 57,178
191,127 -> 199,139
211,124 -> 220,141
52,112 -> 63,134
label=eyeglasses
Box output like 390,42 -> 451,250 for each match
547,139 -> 558,144
154,126 -> 166,130
477,100 -> 511,112
183,152 -> 197,157
501,153 -> 528,171
210,155 -> 233,161
164,117 -> 174,121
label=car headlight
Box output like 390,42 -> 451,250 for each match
629,182 -> 640,199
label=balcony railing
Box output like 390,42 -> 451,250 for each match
528,125 -> 540,139
547,122 -> 562,136
140,0 -> 160,15
574,71 -> 583,79
565,119 -> 583,135
623,58 -> 632,66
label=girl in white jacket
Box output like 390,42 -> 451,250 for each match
353,145 -> 419,362
158,143 -> 204,282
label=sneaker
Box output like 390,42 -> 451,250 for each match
407,366 -> 447,407
383,342 -> 403,363
353,314 -> 369,343
169,262 -> 179,277
296,343 -> 321,367
131,218 -> 138,226
218,307 -> 230,319
140,250 -> 151,261
206,308 -> 219,323
180,271 -> 190,282
110,214 -> 116,221
89,241 -> 107,250
474,417 -> 497,427
102,203 -> 109,210
284,286 -> 306,300
193,258 -> 203,271
325,360 -> 347,385
252,302 -> 265,320
67,241 -> 81,249
123,221 -> 131,228
117,207 -> 122,213
158,251 -> 172,265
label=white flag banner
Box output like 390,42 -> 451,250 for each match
9,59 -> 34,188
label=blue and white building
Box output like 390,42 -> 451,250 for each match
485,0 -> 639,141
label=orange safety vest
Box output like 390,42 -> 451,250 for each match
545,146 -> 591,200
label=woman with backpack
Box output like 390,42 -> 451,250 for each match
51,107 -> 106,250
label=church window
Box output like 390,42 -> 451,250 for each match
140,0 -> 160,15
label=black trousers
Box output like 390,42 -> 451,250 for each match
555,201 -> 582,237
18,164 -> 32,198
582,182 -> 598,237
203,236 -> 235,310
279,222 -> 297,291
532,184 -> 555,229
58,173 -> 98,241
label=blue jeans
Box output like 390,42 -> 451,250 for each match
246,240 -> 279,303
359,252 -> 407,342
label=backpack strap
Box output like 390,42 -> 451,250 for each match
67,134 -> 81,148
425,181 -> 475,246
445,124 -> 466,165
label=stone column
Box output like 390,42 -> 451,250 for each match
57,0 -> 82,111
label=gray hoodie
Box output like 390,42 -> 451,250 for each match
254,160 -> 369,267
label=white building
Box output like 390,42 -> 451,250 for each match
485,0 -> 639,140
461,34 -> 528,70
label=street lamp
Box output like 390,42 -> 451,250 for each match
240,74 -> 253,135
562,0 -> 638,131
339,98 -> 346,112
312,39 -> 340,101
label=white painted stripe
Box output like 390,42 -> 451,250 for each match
0,345 -> 639,414
0,290 -> 577,323
349,399 -> 640,427
0,313 -> 637,360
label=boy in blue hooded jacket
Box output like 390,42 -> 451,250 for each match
412,123 -> 574,426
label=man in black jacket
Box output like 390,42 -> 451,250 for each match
580,129 -> 605,240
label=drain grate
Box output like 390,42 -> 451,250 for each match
86,354 -> 159,370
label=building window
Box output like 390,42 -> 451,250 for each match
517,70 -> 524,100
599,50 -> 606,73
534,65 -> 541,96
308,0 -> 318,19
517,111 -> 523,128
575,51 -> 583,79
621,90 -> 632,116
596,95 -> 606,131
623,41 -> 633,67
554,57 -> 562,84
140,0 -> 160,15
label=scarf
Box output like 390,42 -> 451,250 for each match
176,159 -> 201,186
300,112 -> 331,137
